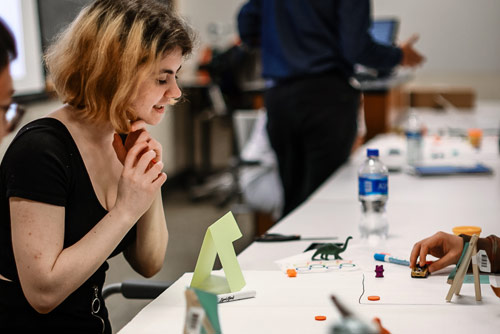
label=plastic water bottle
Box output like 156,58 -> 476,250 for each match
405,110 -> 424,165
358,149 -> 388,239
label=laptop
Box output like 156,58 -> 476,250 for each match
354,18 -> 400,81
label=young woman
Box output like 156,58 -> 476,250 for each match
0,1 -> 193,332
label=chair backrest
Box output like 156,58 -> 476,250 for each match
102,280 -> 171,300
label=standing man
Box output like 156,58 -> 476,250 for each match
0,18 -> 21,142
238,0 -> 424,217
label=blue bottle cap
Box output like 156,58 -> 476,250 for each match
367,149 -> 379,157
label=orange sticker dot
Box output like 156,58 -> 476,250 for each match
287,269 -> 297,277
368,295 -> 380,301
315,315 -> 327,321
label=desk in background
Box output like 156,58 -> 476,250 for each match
359,71 -> 413,142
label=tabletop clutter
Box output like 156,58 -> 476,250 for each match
119,106 -> 500,333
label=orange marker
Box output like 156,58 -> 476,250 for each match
287,269 -> 297,277
315,315 -> 327,321
373,317 -> 391,334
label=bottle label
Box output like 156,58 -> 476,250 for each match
359,176 -> 388,196
405,131 -> 422,139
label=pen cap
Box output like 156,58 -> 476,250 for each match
374,253 -> 386,262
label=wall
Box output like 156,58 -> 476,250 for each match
178,0 -> 245,48
373,0 -> 500,99
177,0 -> 246,76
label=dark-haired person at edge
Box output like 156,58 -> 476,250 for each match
238,0 -> 424,217
0,18 -> 24,142
0,1 -> 194,332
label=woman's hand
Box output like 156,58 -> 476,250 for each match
112,120 -> 161,164
409,231 -> 464,273
112,122 -> 168,276
113,119 -> 163,168
113,141 -> 166,222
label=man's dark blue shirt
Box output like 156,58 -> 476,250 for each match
238,0 -> 402,80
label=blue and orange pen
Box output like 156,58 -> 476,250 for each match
374,253 -> 410,266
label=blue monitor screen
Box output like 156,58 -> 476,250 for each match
370,20 -> 398,46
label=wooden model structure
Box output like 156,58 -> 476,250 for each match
446,234 -> 481,302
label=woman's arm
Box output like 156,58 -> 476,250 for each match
11,143 -> 166,314
113,124 -> 169,277
124,192 -> 168,277
11,198 -> 132,314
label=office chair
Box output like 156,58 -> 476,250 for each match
188,45 -> 264,208
102,280 -> 171,300
190,108 -> 283,225
189,42 -> 283,231
188,108 -> 258,204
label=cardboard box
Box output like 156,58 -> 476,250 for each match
408,87 -> 476,109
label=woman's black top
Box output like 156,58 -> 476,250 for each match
0,118 -> 136,333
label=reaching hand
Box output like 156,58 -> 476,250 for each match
409,231 -> 464,273
399,34 -> 425,67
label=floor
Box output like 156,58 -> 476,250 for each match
103,185 -> 256,333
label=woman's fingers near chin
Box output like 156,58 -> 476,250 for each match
146,140 -> 162,159
112,133 -> 127,164
130,120 -> 147,132
147,157 -> 163,171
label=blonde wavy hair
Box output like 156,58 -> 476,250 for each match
45,0 -> 194,133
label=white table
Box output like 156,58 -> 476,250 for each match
119,106 -> 500,334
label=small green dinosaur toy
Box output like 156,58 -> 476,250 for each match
312,236 -> 353,260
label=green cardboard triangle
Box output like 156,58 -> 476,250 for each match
190,212 -> 246,294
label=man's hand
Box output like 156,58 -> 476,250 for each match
399,34 -> 425,67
